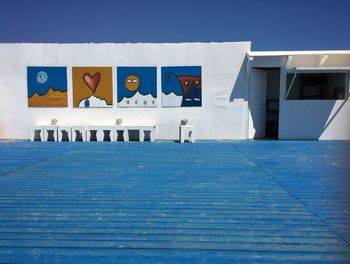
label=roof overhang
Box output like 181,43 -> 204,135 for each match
287,67 -> 350,73
248,50 -> 350,57
247,51 -> 350,69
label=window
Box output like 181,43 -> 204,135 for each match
286,73 -> 347,100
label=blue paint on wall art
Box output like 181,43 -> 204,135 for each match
27,67 -> 67,97
161,66 -> 202,107
117,67 -> 157,107
84,99 -> 90,108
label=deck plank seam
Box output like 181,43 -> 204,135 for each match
228,142 -> 350,247
0,147 -> 77,178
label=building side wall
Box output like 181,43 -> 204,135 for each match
279,100 -> 350,140
279,69 -> 350,140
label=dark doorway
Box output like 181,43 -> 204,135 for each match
265,69 -> 280,138
249,68 -> 280,139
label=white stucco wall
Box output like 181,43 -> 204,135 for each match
0,42 -> 251,140
279,100 -> 350,140
279,67 -> 350,140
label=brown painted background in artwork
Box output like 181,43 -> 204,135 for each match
72,67 -> 113,107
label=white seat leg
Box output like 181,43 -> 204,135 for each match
107,130 -> 116,141
139,129 -> 144,142
124,130 -> 129,142
180,129 -> 185,143
150,128 -> 155,142
86,129 -> 94,141
189,131 -> 195,143
180,125 -> 195,143
96,129 -> 104,141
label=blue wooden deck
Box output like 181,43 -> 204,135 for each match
0,141 -> 349,263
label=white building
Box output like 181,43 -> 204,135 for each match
0,42 -> 349,140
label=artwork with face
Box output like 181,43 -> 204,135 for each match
27,67 -> 67,107
72,67 -> 113,108
117,67 -> 157,107
162,66 -> 202,107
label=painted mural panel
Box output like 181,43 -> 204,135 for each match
27,67 -> 67,107
117,67 -> 157,107
72,67 -> 113,108
162,66 -> 202,107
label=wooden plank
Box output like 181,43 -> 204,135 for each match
0,141 -> 349,263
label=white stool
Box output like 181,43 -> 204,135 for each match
57,126 -> 72,141
115,126 -> 129,142
31,125 -> 44,141
71,126 -> 87,142
180,125 -> 195,143
43,125 -> 58,141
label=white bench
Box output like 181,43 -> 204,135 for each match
180,125 -> 195,143
31,124 -> 156,142
85,125 -> 155,142
104,125 -> 155,142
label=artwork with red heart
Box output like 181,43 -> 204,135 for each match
83,73 -> 100,93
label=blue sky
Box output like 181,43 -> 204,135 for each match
1,0 -> 349,50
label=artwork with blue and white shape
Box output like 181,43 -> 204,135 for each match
162,66 -> 202,107
117,67 -> 157,107
27,67 -> 67,107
